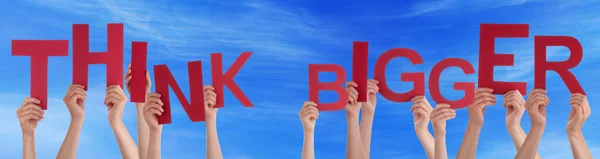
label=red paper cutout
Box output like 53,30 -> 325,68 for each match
374,48 -> 425,102
534,36 -> 585,94
308,64 -> 348,111
429,58 -> 475,109
478,24 -> 528,95
153,61 -> 206,124
130,42 -> 147,102
211,52 -> 253,108
352,42 -> 369,102
72,24 -> 124,90
12,40 -> 69,110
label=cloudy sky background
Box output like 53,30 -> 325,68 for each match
0,0 -> 599,158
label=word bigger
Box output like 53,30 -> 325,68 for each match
12,24 -> 253,124
309,24 -> 585,110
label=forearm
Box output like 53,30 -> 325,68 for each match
433,131 -> 448,159
301,131 -> 315,159
206,119 -> 223,159
508,127 -> 542,159
416,130 -> 435,159
568,132 -> 593,159
137,104 -> 150,159
57,120 -> 84,159
359,114 -> 374,158
22,134 -> 35,159
111,121 -> 140,159
456,123 -> 482,159
346,115 -> 366,159
515,126 -> 544,159
146,129 -> 162,159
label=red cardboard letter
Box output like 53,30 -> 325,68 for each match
478,24 -> 528,95
353,42 -> 369,102
211,52 -> 253,108
534,36 -> 585,94
374,48 -> 425,102
130,42 -> 147,102
12,40 -> 69,109
72,24 -> 124,90
308,64 -> 348,111
154,61 -> 205,124
429,58 -> 475,109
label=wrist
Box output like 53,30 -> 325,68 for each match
71,117 -> 85,125
434,130 -> 446,136
346,111 -> 359,118
22,132 -> 35,139
567,130 -> 582,137
304,128 -> 315,134
507,125 -> 523,134
468,120 -> 484,127
110,120 -> 124,128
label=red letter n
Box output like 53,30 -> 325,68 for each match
12,40 -> 69,109
534,36 -> 585,95
154,61 -> 205,124
308,64 -> 348,111
478,24 -> 528,95
72,24 -> 124,90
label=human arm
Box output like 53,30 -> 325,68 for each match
144,93 -> 164,159
56,84 -> 87,159
431,104 -> 456,159
567,93 -> 593,159
515,89 -> 549,159
345,81 -> 366,159
300,101 -> 319,159
17,97 -> 44,159
456,88 -> 496,159
359,79 -> 379,158
410,96 -> 434,159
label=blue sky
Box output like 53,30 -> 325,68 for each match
1,0 -> 600,158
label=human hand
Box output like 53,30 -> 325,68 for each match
299,101 -> 319,132
411,96 -> 433,133
567,93 -> 591,134
468,88 -> 496,126
525,89 -> 550,127
105,85 -> 128,125
504,90 -> 525,130
63,84 -> 86,121
344,81 -> 361,117
362,79 -> 379,116
125,64 -> 152,96
431,104 -> 455,135
144,93 -> 164,131
17,97 -> 44,136
204,85 -> 218,121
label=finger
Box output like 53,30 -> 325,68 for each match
147,108 -> 162,116
105,96 -> 120,106
345,81 -> 358,88
147,103 -> 164,112
22,113 -> 42,121
125,75 -> 132,83
474,95 -> 496,105
411,96 -> 425,102
23,97 -> 42,105
205,91 -> 217,98
439,114 -> 457,121
572,104 -> 584,119
476,88 -> 494,93
303,101 -> 318,107
432,107 -> 454,118
432,110 -> 456,121
410,101 -> 428,112
368,79 -> 379,84
203,85 -> 215,91
147,93 -> 161,99
21,104 -> 44,117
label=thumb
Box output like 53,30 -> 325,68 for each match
573,104 -> 584,120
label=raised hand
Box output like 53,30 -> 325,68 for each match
524,89 -> 549,127
411,96 -> 434,159
567,93 -> 591,134
411,96 -> 433,133
362,79 -> 379,115
468,88 -> 496,126
17,97 -> 44,136
105,85 -> 128,124
431,104 -> 455,135
204,85 -> 218,121
431,103 -> 455,159
344,81 -> 361,117
144,93 -> 164,131
125,64 -> 152,94
63,84 -> 86,121
504,90 -> 525,130
299,101 -> 319,132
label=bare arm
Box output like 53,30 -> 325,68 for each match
567,94 -> 593,159
144,93 -> 164,159
300,101 -> 319,159
106,85 -> 139,159
204,86 -> 223,159
456,88 -> 495,159
57,119 -> 84,159
137,103 -> 150,159
18,97 -> 44,159
515,89 -> 549,159
504,90 -> 542,159
507,127 -> 542,159
57,85 -> 86,159
411,96 -> 434,159
359,79 -> 379,158
456,124 -> 482,159
347,114 -> 366,159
